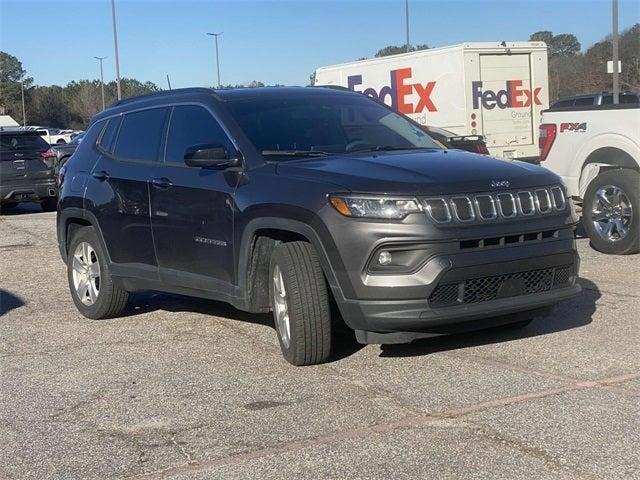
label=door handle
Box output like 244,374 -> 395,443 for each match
151,177 -> 173,189
92,170 -> 109,181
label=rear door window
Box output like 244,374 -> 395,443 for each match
113,108 -> 169,161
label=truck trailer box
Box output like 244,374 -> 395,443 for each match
314,42 -> 549,161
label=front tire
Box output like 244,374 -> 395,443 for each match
583,169 -> 639,254
269,242 -> 332,366
67,227 -> 129,319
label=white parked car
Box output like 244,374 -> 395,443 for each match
27,126 -> 73,145
539,102 -> 639,254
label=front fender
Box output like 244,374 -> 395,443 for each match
236,214 -> 353,302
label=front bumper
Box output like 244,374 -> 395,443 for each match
334,249 -> 580,341
320,206 -> 581,343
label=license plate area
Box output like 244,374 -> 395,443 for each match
13,160 -> 26,170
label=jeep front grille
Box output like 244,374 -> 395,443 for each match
428,264 -> 575,307
422,186 -> 566,225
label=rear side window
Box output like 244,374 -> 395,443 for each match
552,99 -> 573,108
114,107 -> 168,161
164,105 -> 234,163
573,97 -> 595,106
98,117 -> 121,153
64,120 -> 106,169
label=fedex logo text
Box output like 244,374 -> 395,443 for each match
347,68 -> 437,114
472,81 -> 542,110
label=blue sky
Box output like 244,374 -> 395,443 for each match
1,0 -> 638,88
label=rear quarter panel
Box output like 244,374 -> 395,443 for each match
541,108 -> 640,197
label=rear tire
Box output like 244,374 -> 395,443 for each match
269,241 -> 332,366
583,169 -> 639,254
67,226 -> 129,319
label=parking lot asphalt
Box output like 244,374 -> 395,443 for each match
1,205 -> 639,480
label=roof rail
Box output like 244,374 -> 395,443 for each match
111,87 -> 215,107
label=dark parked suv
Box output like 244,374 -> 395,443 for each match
57,87 -> 581,365
1,129 -> 58,212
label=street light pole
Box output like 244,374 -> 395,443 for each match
612,0 -> 619,104
94,56 -> 107,110
206,32 -> 223,88
111,0 -> 122,100
405,0 -> 410,53
21,82 -> 26,127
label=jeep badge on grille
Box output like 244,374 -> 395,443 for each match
490,180 -> 510,188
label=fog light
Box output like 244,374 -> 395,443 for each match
378,251 -> 392,266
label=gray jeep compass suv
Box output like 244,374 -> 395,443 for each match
57,87 -> 581,365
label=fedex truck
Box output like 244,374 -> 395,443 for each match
314,42 -> 549,161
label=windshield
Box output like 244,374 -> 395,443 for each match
226,93 -> 441,158
0,133 -> 50,153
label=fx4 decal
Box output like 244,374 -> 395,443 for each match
560,122 -> 587,133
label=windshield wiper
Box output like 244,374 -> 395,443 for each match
262,149 -> 332,157
347,145 -> 437,153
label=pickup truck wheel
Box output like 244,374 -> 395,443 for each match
67,227 -> 129,319
269,241 -> 332,366
583,169 -> 639,255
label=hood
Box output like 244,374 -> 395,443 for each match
276,149 -> 559,195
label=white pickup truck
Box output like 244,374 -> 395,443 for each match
539,104 -> 639,254
27,126 -> 73,145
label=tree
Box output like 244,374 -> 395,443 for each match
529,31 -> 580,57
552,34 -> 581,57
374,44 -> 429,58
0,51 -> 33,123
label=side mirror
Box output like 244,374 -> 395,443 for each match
184,144 -> 240,168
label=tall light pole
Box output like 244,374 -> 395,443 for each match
94,56 -> 107,110
405,0 -> 410,53
206,32 -> 223,88
21,82 -> 26,127
612,0 -> 619,104
111,0 -> 122,100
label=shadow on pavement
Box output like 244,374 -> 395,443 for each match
120,291 -> 365,361
378,277 -> 600,359
0,203 -> 46,216
0,289 -> 26,316
115,277 -> 598,363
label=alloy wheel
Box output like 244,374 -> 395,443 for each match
71,242 -> 101,306
591,185 -> 633,242
272,265 -> 291,349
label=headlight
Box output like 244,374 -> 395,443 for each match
329,195 -> 422,220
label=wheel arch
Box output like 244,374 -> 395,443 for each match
237,217 -> 346,313
58,208 -> 112,265
578,147 -> 639,200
